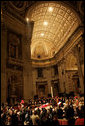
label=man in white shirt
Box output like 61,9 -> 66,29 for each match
31,110 -> 39,125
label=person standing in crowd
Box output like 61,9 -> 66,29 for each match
1,95 -> 84,125
30,110 -> 39,125
75,106 -> 84,125
57,106 -> 63,119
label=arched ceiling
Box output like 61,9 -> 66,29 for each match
26,1 -> 81,60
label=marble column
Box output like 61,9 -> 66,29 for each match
72,45 -> 84,94
49,67 -> 53,94
1,17 -> 7,103
22,21 -> 34,102
32,69 -> 37,96
80,40 -> 84,77
58,61 -> 65,93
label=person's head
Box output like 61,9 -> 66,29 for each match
9,109 -> 13,115
43,100 -> 45,103
34,110 -> 37,115
8,116 -> 11,122
2,103 -> 4,107
53,114 -> 58,121
14,110 -> 17,114
28,106 -> 30,110
1,106 -> 3,111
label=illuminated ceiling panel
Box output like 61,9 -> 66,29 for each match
27,2 -> 81,60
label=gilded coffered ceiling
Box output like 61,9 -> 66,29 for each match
26,1 -> 81,60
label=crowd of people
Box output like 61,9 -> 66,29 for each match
1,95 -> 84,125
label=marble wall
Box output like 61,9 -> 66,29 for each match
1,8 -> 34,104
32,66 -> 59,97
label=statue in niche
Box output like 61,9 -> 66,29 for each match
10,44 -> 16,58
8,32 -> 22,59
9,33 -> 20,45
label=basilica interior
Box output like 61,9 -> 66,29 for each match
1,1 -> 84,104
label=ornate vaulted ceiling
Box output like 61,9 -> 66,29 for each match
26,1 -> 81,60
1,1 -> 83,61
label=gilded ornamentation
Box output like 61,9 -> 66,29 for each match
26,1 -> 81,60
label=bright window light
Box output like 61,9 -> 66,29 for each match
41,33 -> 44,36
43,21 -> 48,26
26,17 -> 29,22
48,7 -> 53,12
